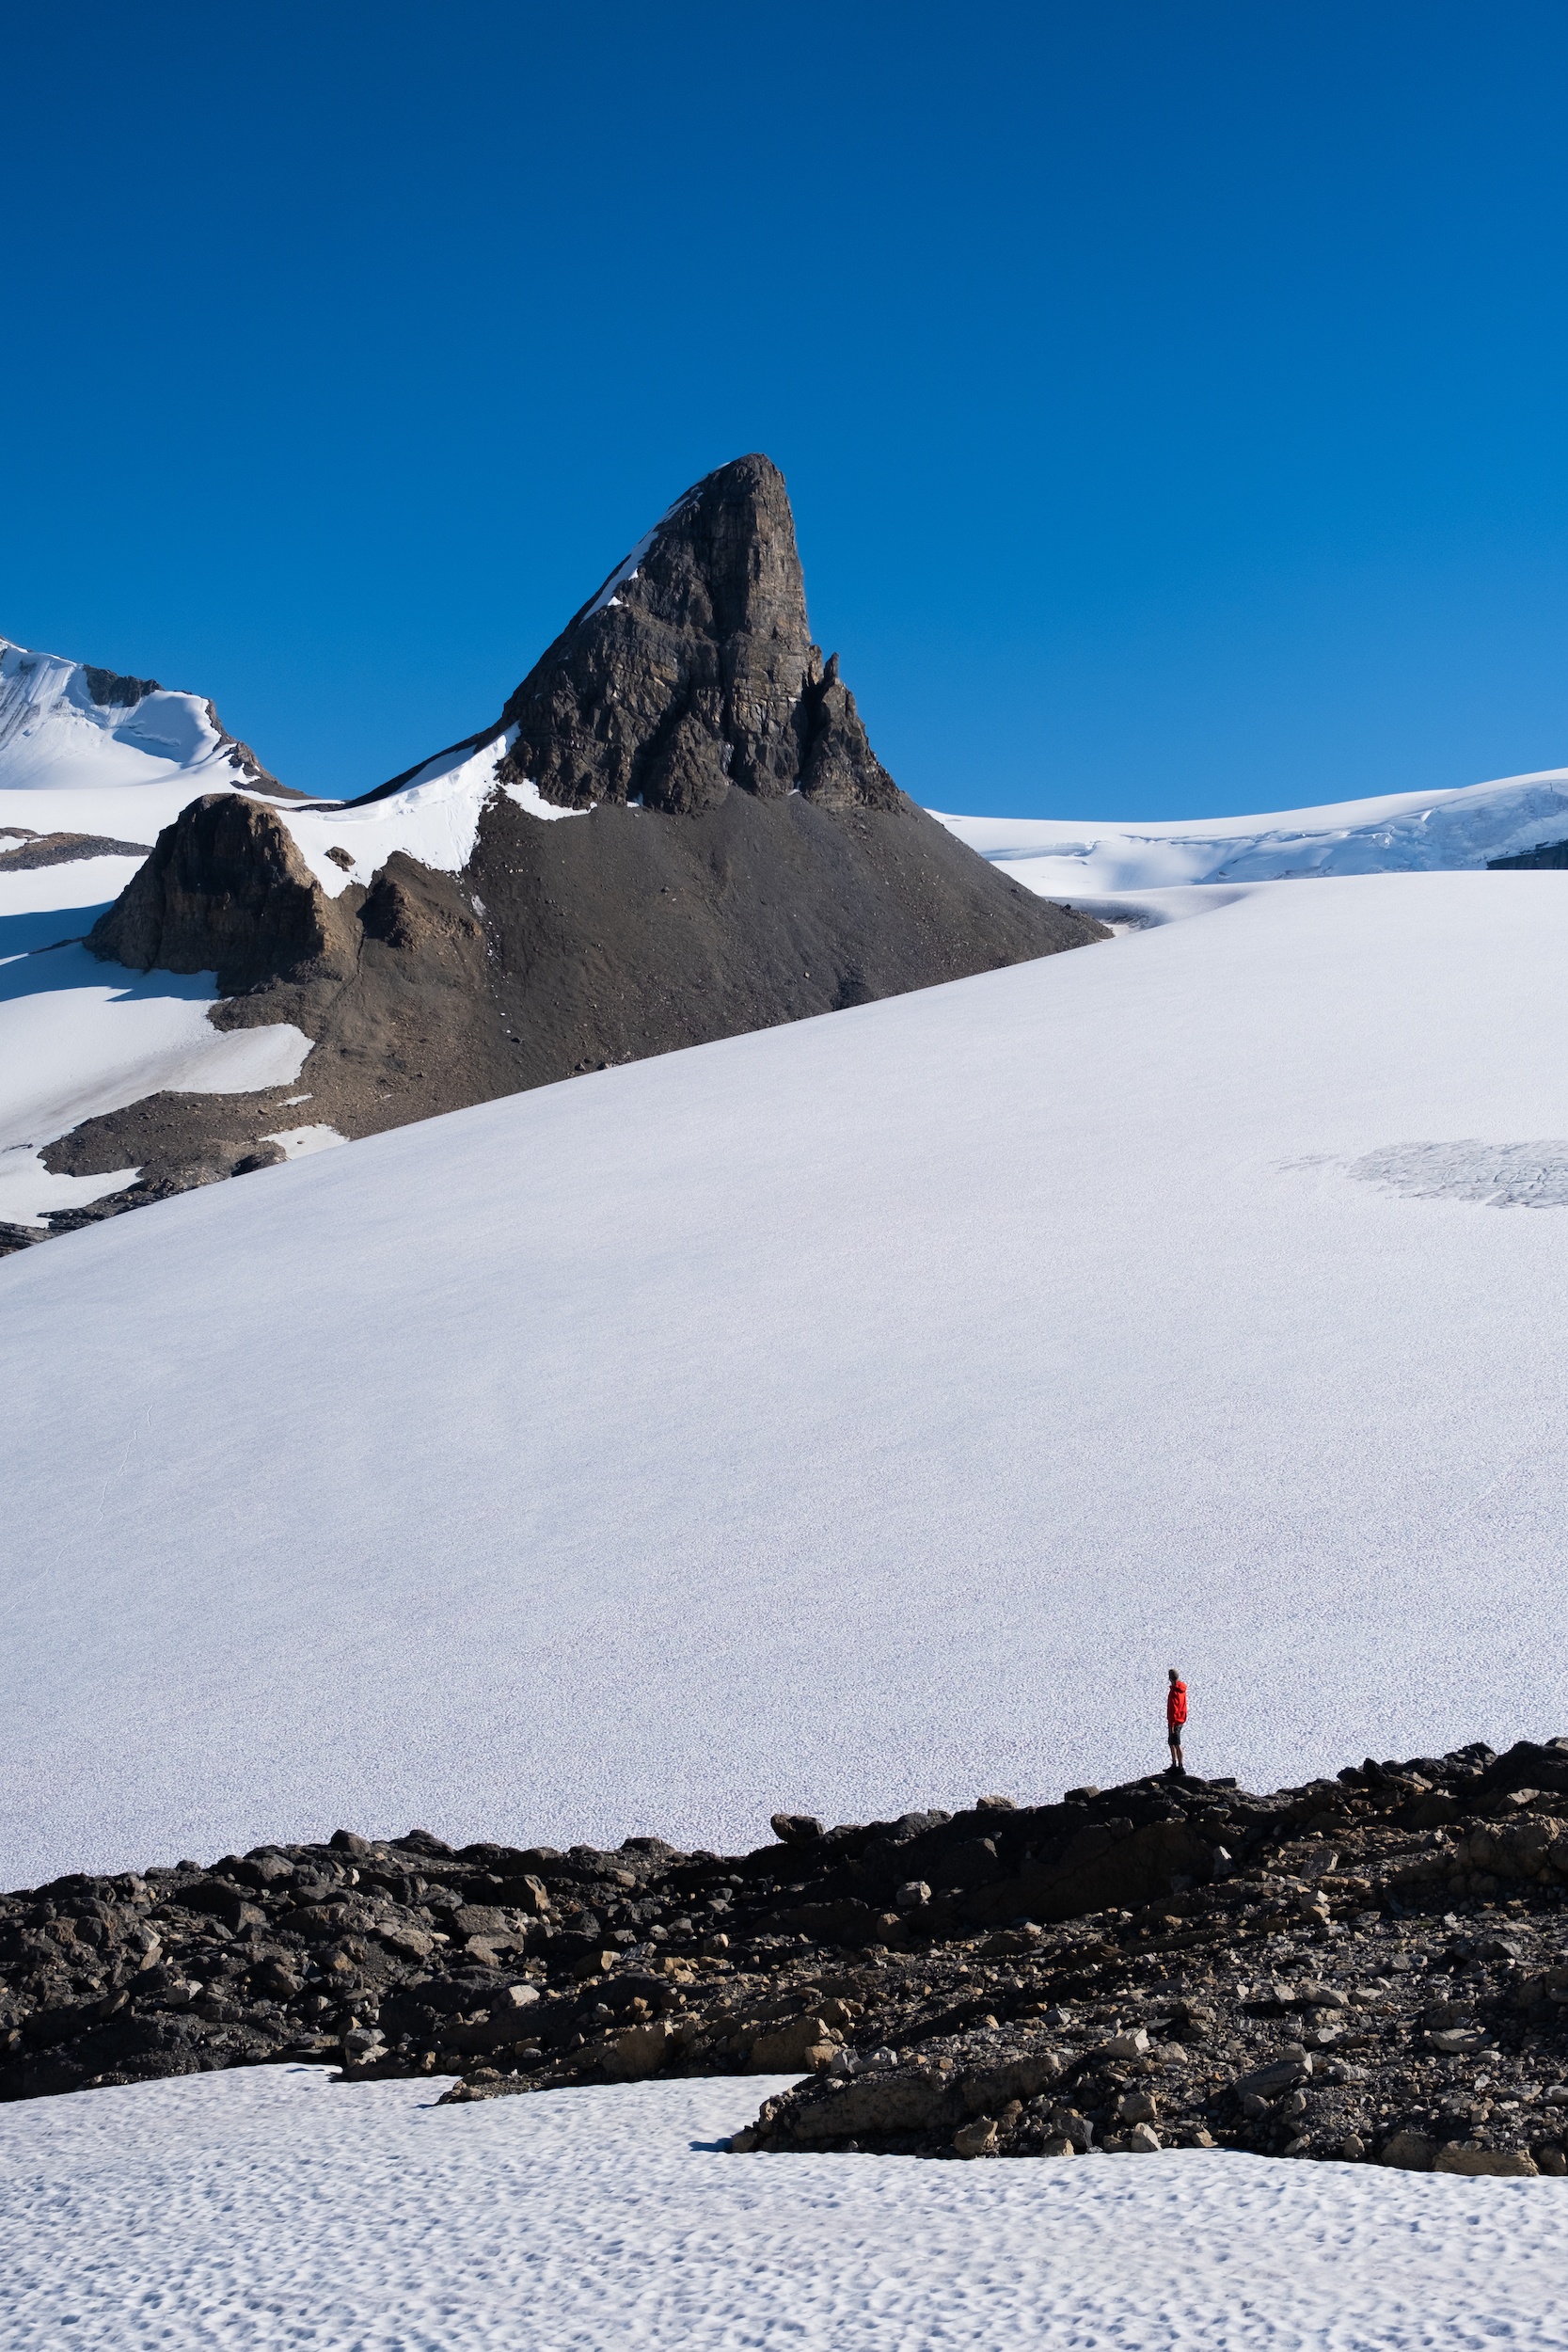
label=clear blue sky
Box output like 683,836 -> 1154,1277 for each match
5,2 -> 1568,819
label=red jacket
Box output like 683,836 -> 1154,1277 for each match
1166,1680 -> 1187,1729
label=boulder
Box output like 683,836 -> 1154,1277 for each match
1434,2143 -> 1539,2177
747,2016 -> 840,2074
784,2071 -> 956,2145
958,2054 -> 1066,2114
769,1815 -> 824,1848
601,2020 -> 676,2081
451,1906 -> 526,1948
1233,2055 -> 1311,2101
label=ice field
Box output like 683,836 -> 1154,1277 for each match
4,866 -> 1568,1883
0,2066 -> 1562,2350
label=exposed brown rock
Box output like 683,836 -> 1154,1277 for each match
86,795 -> 353,992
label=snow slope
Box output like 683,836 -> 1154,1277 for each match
4,870 -> 1568,1883
0,639 -> 280,847
0,850 -> 309,1228
3,2069 -> 1562,2352
276,723 -> 586,897
935,765 -> 1568,893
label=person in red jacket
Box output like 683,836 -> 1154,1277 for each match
1166,1668 -> 1187,1775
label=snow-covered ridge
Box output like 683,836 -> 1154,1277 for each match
0,639 -> 270,798
277,725 -> 588,896
932,767 -> 1568,894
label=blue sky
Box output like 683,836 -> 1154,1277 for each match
5,2 -> 1568,818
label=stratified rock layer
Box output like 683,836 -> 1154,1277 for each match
8,1738 -> 1568,2178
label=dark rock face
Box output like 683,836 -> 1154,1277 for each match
8,1737 -> 1568,2185
0,830 -> 153,869
1489,840 -> 1568,869
495,455 -> 896,817
81,664 -> 162,708
87,795 -> 351,993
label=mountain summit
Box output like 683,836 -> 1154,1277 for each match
42,457 -> 1104,1230
494,453 -> 896,816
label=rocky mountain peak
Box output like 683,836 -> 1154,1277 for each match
27,456 -> 1105,1246
497,453 -> 897,816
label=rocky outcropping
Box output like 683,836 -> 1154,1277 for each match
42,455 -> 1104,1233
1488,839 -> 1568,869
493,456 -> 897,815
87,795 -> 353,991
8,1738 -> 1568,2177
0,829 -> 153,869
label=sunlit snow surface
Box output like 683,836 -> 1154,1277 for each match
277,723 -> 586,895
936,767 -> 1568,892
5,871 -> 1568,1881
0,639 -> 247,798
0,2068 -> 1563,2351
0,860 -> 310,1226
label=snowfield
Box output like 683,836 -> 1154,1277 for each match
4,868 -> 1568,1884
0,2066 -> 1562,2350
9,707 -> 1568,2346
275,723 -> 586,897
0,858 -> 309,1228
936,766 -> 1568,892
0,638 -> 284,846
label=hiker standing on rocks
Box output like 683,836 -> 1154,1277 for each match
1166,1668 -> 1187,1775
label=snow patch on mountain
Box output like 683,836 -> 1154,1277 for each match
278,726 -> 588,896
261,1123 -> 347,1160
0,636 -> 295,859
934,766 -> 1568,893
0,925 -> 310,1227
0,1146 -> 140,1229
0,846 -> 311,1228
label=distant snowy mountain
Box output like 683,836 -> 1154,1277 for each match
934,768 -> 1568,896
0,637 -> 285,823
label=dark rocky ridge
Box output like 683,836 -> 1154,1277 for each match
33,456 -> 1104,1235
1489,839 -> 1568,869
0,829 -> 153,869
8,1738 -> 1568,2178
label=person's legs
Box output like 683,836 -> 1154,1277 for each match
1167,1732 -> 1184,1774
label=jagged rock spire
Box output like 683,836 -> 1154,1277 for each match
497,454 -> 899,816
